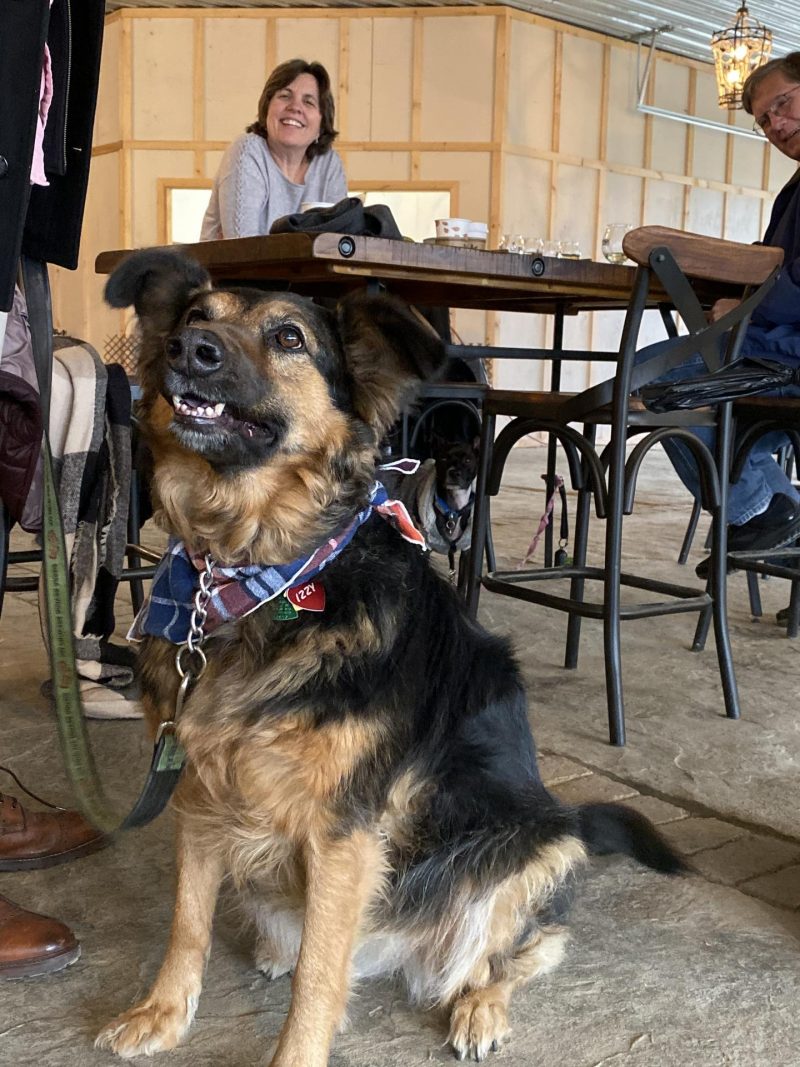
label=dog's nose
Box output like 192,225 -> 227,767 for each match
165,329 -> 224,377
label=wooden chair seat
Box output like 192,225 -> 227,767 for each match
485,389 -> 717,428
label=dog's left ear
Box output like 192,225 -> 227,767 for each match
337,293 -> 447,434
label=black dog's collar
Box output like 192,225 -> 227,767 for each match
433,491 -> 475,542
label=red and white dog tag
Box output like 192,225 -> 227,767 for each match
287,580 -> 326,612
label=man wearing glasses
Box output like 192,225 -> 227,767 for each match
657,53 -> 800,587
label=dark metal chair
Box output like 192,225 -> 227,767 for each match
464,226 -> 783,746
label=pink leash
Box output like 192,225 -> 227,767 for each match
520,474 -> 566,567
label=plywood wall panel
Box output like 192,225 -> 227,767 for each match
451,308 -> 489,347
731,136 -> 767,189
204,151 -> 224,178
643,179 -> 686,230
53,152 -> 121,339
371,19 -> 414,142
95,19 -> 121,145
553,163 -> 598,255
419,152 -> 490,223
591,308 -> 625,378
502,154 -> 550,236
420,17 -> 495,143
725,192 -> 762,244
605,47 -> 645,167
692,128 -> 727,184
507,22 -> 555,150
132,20 -> 194,141
559,35 -> 603,159
494,311 -> 550,392
650,61 -> 689,173
769,151 -> 796,193
132,150 -> 195,248
694,69 -> 724,121
204,19 -> 268,142
346,151 -> 412,182
559,314 -> 593,391
274,18 -> 340,84
602,171 -> 643,232
686,186 -> 724,236
346,18 -> 374,141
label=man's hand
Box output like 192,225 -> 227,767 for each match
707,298 -> 741,323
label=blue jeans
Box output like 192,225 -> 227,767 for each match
637,343 -> 800,525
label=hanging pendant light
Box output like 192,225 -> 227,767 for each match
710,4 -> 772,109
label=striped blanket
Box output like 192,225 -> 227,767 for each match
38,337 -> 134,686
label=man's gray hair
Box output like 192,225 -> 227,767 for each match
742,52 -> 800,114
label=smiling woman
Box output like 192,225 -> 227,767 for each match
200,58 -> 348,241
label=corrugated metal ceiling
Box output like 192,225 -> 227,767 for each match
103,1 -> 800,65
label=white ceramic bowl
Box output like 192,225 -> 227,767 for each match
301,201 -> 335,212
435,217 -> 471,238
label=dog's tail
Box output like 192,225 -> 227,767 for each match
578,802 -> 687,874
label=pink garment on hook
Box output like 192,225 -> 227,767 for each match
30,3 -> 54,187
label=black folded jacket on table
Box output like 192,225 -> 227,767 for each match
269,196 -> 402,240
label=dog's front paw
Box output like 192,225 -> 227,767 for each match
448,990 -> 510,1062
95,996 -> 198,1059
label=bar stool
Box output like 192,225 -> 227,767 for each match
464,226 -> 783,745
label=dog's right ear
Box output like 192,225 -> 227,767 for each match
104,248 -> 211,333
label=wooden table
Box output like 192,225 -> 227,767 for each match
96,232 -> 677,316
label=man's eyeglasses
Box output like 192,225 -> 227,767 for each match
753,83 -> 800,134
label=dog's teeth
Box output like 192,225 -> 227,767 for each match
213,403 -> 225,416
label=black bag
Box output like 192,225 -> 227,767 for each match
640,357 -> 800,413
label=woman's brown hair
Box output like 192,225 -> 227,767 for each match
742,52 -> 800,115
246,58 -> 338,160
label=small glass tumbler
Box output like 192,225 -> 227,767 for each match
558,240 -> 581,260
601,223 -> 634,264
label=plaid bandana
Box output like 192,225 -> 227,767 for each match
129,480 -> 425,645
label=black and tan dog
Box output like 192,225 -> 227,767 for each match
96,249 -> 683,1066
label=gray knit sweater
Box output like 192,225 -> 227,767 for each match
200,133 -> 347,240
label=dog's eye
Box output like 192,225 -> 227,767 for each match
185,308 -> 209,325
275,326 -> 305,351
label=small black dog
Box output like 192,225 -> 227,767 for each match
397,435 -> 479,571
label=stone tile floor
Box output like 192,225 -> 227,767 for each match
2,444 -> 800,1065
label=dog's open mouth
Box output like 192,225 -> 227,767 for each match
171,393 -> 277,442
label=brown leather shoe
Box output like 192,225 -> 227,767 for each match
0,793 -> 107,871
0,894 -> 80,978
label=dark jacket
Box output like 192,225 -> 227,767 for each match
0,0 -> 104,311
745,169 -> 800,362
